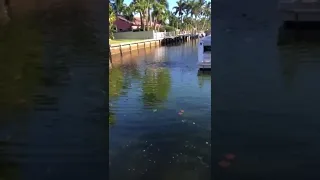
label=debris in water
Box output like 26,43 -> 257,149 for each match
178,112 -> 183,115
225,153 -> 236,160
218,160 -> 231,168
153,109 -> 157,112
181,119 -> 186,123
180,110 -> 184,113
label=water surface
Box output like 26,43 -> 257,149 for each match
109,43 -> 211,180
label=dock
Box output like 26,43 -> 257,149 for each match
278,0 -> 320,44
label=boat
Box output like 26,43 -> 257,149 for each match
197,35 -> 211,71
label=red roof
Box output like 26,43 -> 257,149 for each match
116,15 -> 134,24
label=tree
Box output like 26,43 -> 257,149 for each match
109,4 -> 117,39
131,0 -> 149,31
152,2 -> 167,30
168,11 -> 179,29
172,0 -> 186,27
122,3 -> 135,21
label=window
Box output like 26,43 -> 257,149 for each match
203,46 -> 211,52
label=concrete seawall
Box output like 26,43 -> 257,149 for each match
110,39 -> 161,56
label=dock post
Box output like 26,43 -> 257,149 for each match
119,45 -> 123,56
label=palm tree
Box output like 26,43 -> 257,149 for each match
157,0 -> 169,9
147,0 -> 155,31
131,0 -> 149,31
122,4 -> 135,21
152,0 -> 169,30
184,0 -> 193,18
168,11 -> 179,29
172,0 -> 186,25
113,0 -> 126,15
201,1 -> 211,30
189,0 -> 202,19
152,2 -> 166,30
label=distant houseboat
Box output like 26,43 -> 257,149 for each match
198,35 -> 211,71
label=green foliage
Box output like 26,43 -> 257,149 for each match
109,4 -> 117,39
110,0 -> 210,32
159,25 -> 175,32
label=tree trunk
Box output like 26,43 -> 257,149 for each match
147,8 -> 151,31
142,15 -> 146,31
139,12 -> 144,30
153,17 -> 157,30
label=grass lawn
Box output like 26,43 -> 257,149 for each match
109,39 -> 144,45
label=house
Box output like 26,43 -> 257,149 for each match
114,15 -> 135,32
114,15 -> 162,32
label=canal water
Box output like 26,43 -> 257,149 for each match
109,42 -> 211,180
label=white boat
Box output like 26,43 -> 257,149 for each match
198,35 -> 211,70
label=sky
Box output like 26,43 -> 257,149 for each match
123,0 -> 177,11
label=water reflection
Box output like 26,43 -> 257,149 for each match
0,11 -> 43,180
0,13 -> 43,115
1,1 -> 109,179
142,67 -> 171,107
278,44 -> 320,90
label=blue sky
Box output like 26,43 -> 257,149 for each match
123,0 -> 177,11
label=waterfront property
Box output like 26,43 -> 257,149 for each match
109,33 -> 199,56
114,15 -> 162,32
114,15 -> 135,32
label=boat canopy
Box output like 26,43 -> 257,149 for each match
200,35 -> 211,46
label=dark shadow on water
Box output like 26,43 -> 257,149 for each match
1,1 -> 109,179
